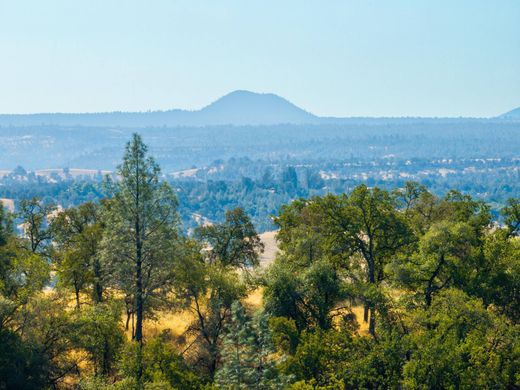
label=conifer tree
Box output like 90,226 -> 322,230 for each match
101,133 -> 179,384
216,302 -> 290,389
215,301 -> 256,388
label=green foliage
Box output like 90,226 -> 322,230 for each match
72,302 -> 125,376
273,185 -> 414,335
276,322 -> 408,389
216,302 -> 290,389
196,207 -> 263,269
52,202 -> 106,305
118,331 -> 201,390
264,258 -> 344,331
269,316 -> 299,355
402,289 -> 519,389
174,210 -> 262,378
502,197 -> 520,236
0,330 -> 48,390
17,197 -> 56,254
389,221 -> 479,306
1,136 -> 519,389
477,229 -> 520,322
284,327 -> 351,386
177,258 -> 248,377
101,133 -> 179,344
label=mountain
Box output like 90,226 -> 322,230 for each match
499,107 -> 520,119
0,90 -> 318,127
197,90 -> 317,125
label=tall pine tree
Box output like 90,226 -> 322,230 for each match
101,133 -> 179,383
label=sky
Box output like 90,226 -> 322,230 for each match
0,1 -> 519,117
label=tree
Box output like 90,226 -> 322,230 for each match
402,289 -> 519,388
344,186 -> 413,334
73,302 -> 125,377
101,133 -> 179,383
215,301 -> 256,388
274,186 -> 413,336
10,292 -> 79,388
17,198 -> 56,255
264,258 -> 344,331
476,227 -> 520,322
216,302 -> 290,389
0,204 -> 49,333
389,221 -> 478,307
115,330 -> 201,389
174,239 -> 248,378
52,202 -> 105,307
195,207 -> 263,269
282,167 -> 298,192
502,198 -> 520,237
175,209 -> 262,378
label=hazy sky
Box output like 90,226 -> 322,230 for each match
1,1 -> 519,117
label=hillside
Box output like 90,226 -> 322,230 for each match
500,107 -> 520,118
197,90 -> 317,125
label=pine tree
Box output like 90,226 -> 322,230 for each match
249,312 -> 292,389
216,302 -> 290,389
101,133 -> 179,384
215,301 -> 256,389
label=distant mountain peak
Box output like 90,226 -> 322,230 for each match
499,107 -> 520,118
199,90 -> 317,125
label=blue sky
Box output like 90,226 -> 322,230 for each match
1,1 -> 519,116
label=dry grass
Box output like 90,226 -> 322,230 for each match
259,231 -> 278,266
0,198 -> 15,212
138,288 -> 265,341
243,287 -> 264,310
141,310 -> 195,339
351,305 -> 370,336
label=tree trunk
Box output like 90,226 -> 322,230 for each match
134,168 -> 144,385
125,308 -> 132,331
102,338 -> 110,376
425,289 -> 433,307
424,254 -> 445,307
135,258 -> 143,343
74,283 -> 80,309
369,308 -> 376,336
368,260 -> 376,337
131,312 -> 135,339
93,257 -> 103,303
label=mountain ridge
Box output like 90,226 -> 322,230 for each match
0,90 -> 318,127
0,91 -> 518,127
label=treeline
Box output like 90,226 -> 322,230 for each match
0,134 -> 519,389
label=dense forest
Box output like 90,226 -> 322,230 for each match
1,134 -> 519,389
